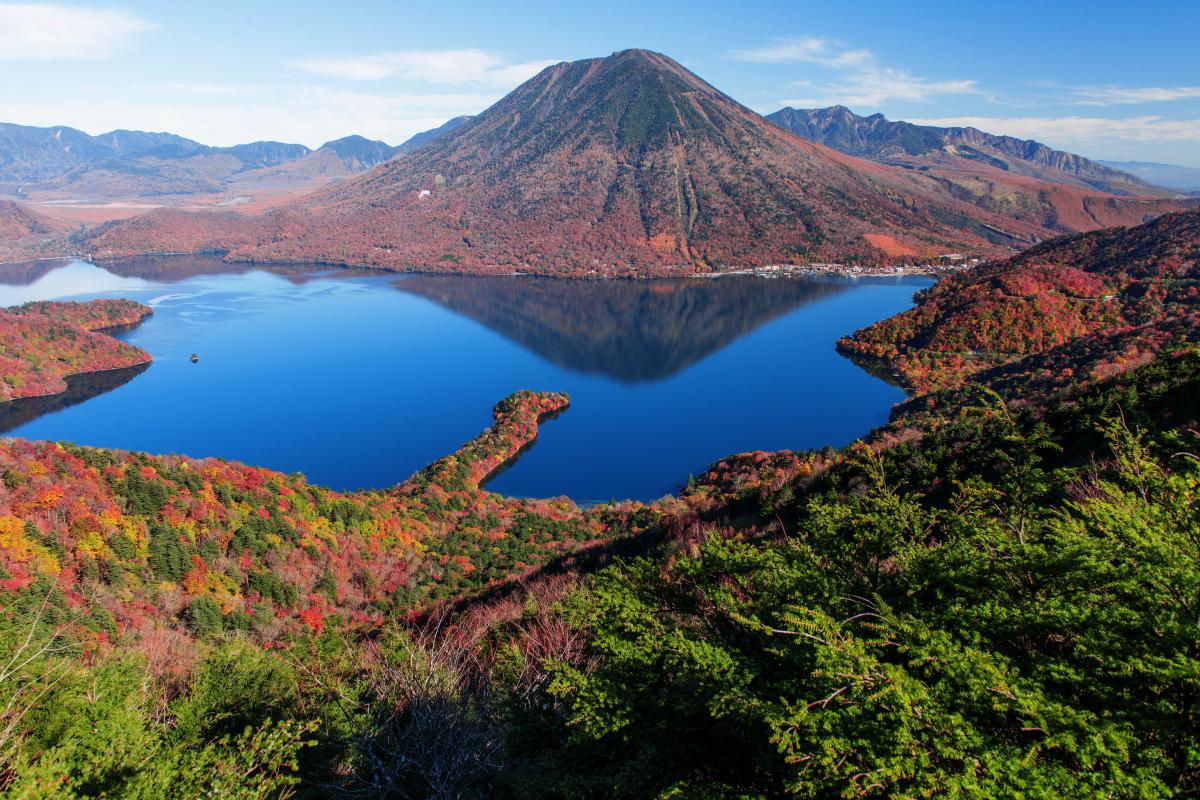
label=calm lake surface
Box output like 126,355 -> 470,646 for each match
0,256 -> 930,503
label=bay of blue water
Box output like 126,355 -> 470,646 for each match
0,256 -> 928,503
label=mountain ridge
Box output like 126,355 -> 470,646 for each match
767,105 -> 1173,198
9,49 -> 1191,273
0,121 -> 315,197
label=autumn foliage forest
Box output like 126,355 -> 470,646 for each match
0,208 -> 1196,796
0,299 -> 151,402
840,207 -> 1200,395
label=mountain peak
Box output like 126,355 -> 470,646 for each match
193,49 -> 1057,272
422,47 -> 751,160
315,135 -> 397,169
609,47 -> 665,58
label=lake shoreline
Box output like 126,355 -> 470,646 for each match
90,249 -> 968,283
3,257 -> 930,501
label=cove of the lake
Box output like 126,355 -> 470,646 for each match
0,256 -> 931,503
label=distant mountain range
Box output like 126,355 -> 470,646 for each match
1,49 -> 1195,271
82,49 -> 1192,274
0,122 -> 308,198
1097,160 -> 1200,193
766,105 -> 1179,199
393,116 -> 472,156
0,120 -> 459,202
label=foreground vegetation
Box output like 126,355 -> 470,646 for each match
0,209 -> 1197,797
0,344 -> 1195,796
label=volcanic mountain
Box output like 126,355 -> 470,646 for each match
84,50 -> 1191,274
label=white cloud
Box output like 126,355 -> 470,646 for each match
0,85 -> 502,148
732,34 -> 977,109
0,3 -> 154,60
781,67 -> 978,108
728,36 -> 871,68
1071,85 -> 1200,105
290,48 -> 557,87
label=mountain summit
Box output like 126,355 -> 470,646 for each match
264,48 -> 1043,272
85,50 -> 1190,274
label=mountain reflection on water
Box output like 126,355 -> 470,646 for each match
0,363 -> 150,434
0,256 -> 928,500
99,255 -> 387,285
394,274 -> 850,382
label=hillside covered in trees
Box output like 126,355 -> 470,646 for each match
0,210 -> 1198,796
0,339 -> 1195,797
0,299 -> 151,402
839,207 -> 1200,394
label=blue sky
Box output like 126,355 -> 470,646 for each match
1,0 -> 1197,165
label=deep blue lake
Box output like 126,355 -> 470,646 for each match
0,256 -> 929,503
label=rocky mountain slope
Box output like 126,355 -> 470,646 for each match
767,105 -> 1175,198
392,115 -> 472,155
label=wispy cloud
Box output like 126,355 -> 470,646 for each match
728,36 -> 871,68
730,34 -> 977,109
290,48 -> 557,86
1,84 -> 503,148
0,3 -> 155,60
1070,85 -> 1200,106
782,68 -> 978,107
